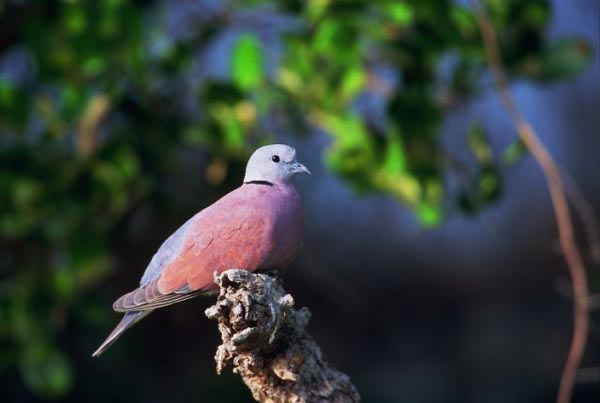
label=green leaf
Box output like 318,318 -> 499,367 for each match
502,138 -> 527,166
20,346 -> 73,399
339,64 -> 365,103
0,79 -> 15,106
524,38 -> 593,82
312,19 -> 357,61
382,130 -> 407,175
479,167 -> 501,202
212,105 -> 245,151
11,177 -> 41,207
451,7 -> 477,39
416,202 -> 443,228
82,55 -> 106,77
372,171 -> 421,205
521,1 -> 551,28
52,268 -> 76,301
65,7 -> 87,36
384,2 -> 413,26
467,122 -> 493,163
457,166 -> 502,214
307,0 -> 329,21
321,113 -> 374,184
231,33 -> 264,90
313,20 -> 339,54
320,113 -> 368,147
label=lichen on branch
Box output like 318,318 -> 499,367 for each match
205,269 -> 360,403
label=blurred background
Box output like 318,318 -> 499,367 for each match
0,0 -> 598,402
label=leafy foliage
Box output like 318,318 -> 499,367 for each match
0,0 -> 591,398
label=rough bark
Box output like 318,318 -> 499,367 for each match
205,269 -> 360,403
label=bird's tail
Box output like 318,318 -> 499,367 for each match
92,310 -> 152,357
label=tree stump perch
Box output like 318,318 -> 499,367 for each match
205,269 -> 360,403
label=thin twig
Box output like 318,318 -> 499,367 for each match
472,3 -> 590,403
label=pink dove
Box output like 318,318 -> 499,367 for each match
93,144 -> 310,357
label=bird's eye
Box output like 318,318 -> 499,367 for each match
271,155 -> 280,163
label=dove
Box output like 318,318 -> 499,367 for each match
92,144 -> 310,357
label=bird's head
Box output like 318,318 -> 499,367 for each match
243,144 -> 311,185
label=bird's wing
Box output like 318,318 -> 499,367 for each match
112,278 -> 207,312
158,195 -> 269,294
113,188 -> 270,313
138,216 -> 195,287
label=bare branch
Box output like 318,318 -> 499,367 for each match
471,3 -> 591,403
205,269 -> 360,403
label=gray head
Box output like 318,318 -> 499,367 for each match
243,144 -> 310,184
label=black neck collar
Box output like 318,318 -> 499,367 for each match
244,180 -> 274,187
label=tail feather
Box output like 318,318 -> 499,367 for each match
92,310 -> 152,357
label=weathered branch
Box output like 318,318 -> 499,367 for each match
205,269 -> 360,403
472,3 -> 591,403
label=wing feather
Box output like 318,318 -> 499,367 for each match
113,186 -> 273,313
113,279 -> 209,312
139,217 -> 194,286
158,201 -> 269,293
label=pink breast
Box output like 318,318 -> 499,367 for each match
157,182 -> 305,294
259,184 -> 304,270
